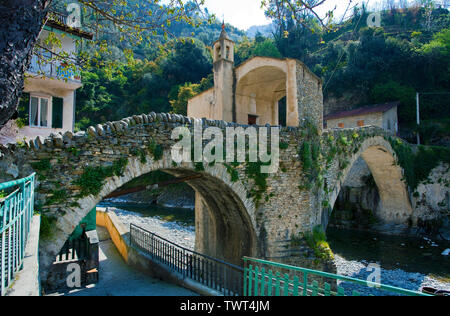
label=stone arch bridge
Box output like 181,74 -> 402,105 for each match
0,112 -> 416,279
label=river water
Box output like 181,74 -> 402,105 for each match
100,202 -> 450,294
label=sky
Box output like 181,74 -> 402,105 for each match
203,0 -> 385,30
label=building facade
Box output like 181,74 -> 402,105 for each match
6,11 -> 92,144
324,102 -> 399,133
188,26 -> 324,129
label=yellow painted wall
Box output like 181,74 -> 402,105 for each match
96,208 -> 129,263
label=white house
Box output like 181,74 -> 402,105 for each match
10,11 -> 92,143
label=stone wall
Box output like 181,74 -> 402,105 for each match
0,113 -> 321,279
411,163 -> 450,236
0,112 -> 429,282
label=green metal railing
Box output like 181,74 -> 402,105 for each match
243,257 -> 431,297
0,173 -> 36,296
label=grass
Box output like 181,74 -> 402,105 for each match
303,226 -> 335,261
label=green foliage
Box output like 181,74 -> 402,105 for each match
279,142 -> 289,150
235,36 -> 282,65
413,119 -> 450,146
39,213 -> 57,239
301,142 -> 313,171
73,158 -> 128,197
245,161 -> 270,205
270,6 -> 449,140
67,147 -> 80,157
170,82 -> 201,115
195,162 -> 205,172
148,140 -> 163,161
16,118 -> 26,129
303,226 -> 334,261
370,80 -> 416,123
75,36 -> 215,130
389,138 -> 450,190
45,189 -> 68,206
224,163 -> 239,183
131,148 -> 147,164
31,159 -> 52,180
31,159 -> 51,172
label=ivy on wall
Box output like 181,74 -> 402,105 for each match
73,158 -> 128,198
388,137 -> 450,191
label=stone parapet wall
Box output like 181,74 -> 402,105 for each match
0,113 -> 424,281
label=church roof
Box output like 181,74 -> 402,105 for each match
219,28 -> 230,40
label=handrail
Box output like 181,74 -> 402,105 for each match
1,173 -> 36,296
0,173 -> 36,191
130,223 -> 244,296
130,223 -> 243,271
243,257 -> 431,297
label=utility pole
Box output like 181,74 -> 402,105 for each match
416,92 -> 420,145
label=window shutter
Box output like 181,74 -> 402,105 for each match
52,97 -> 64,129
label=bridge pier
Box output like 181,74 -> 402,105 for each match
194,191 -> 217,257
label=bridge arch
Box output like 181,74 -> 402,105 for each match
36,137 -> 259,273
326,135 -> 413,228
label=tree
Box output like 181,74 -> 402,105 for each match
170,83 -> 201,115
0,0 -> 210,128
0,0 -> 51,128
261,0 -> 350,33
161,38 -> 212,85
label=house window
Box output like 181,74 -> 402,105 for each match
338,123 -> 344,128
357,120 -> 365,127
30,96 -> 50,127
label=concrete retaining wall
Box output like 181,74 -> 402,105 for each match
96,207 -> 221,296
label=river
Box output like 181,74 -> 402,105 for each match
99,202 -> 450,295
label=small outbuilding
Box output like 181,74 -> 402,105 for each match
324,101 -> 400,133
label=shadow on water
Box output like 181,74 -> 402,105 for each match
99,201 -> 195,227
327,228 -> 450,282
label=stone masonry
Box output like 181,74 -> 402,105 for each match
0,112 -> 422,283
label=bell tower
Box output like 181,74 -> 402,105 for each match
213,23 -> 235,122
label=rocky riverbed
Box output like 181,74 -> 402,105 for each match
109,206 -> 195,250
334,254 -> 450,296
108,205 -> 449,296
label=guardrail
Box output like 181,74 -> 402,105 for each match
243,257 -> 431,297
0,173 -> 36,296
130,224 -> 244,296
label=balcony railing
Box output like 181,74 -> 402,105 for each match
28,54 -> 82,83
48,10 -> 68,26
0,174 -> 36,296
